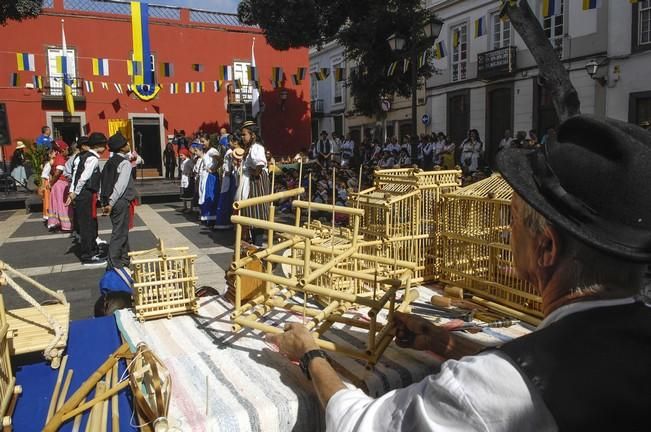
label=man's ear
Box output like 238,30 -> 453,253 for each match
538,225 -> 561,268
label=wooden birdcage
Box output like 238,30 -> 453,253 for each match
349,168 -> 462,282
129,240 -> 198,322
0,295 -> 20,432
437,174 -> 543,324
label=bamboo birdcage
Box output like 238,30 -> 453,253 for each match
0,295 -> 20,432
349,168 -> 462,282
437,174 -> 543,323
129,240 -> 198,322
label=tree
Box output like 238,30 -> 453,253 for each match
501,0 -> 580,121
0,0 -> 42,26
238,0 -> 439,117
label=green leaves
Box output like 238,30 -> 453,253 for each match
0,0 -> 42,26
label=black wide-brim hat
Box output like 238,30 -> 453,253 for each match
108,132 -> 128,152
497,115 -> 651,262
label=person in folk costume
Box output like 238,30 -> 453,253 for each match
40,147 -> 56,223
190,141 -> 204,215
197,134 -> 220,225
163,139 -> 176,180
68,137 -> 88,242
10,141 -> 27,186
214,134 -> 243,230
100,132 -> 137,270
47,140 -> 73,231
238,120 -> 270,246
179,148 -> 194,201
460,129 -> 484,175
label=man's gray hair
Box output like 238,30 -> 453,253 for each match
518,199 -> 645,298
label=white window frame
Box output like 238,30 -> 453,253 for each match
310,63 -> 319,101
639,0 -> 651,46
491,12 -> 511,50
331,56 -> 344,106
47,47 -> 77,96
233,61 -> 252,102
451,23 -> 468,82
542,0 -> 564,56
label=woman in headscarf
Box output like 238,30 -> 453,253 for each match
238,120 -> 270,245
10,141 -> 27,186
47,140 -> 73,231
214,134 -> 243,230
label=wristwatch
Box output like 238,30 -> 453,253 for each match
299,349 -> 328,380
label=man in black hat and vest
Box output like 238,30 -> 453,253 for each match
100,132 -> 136,270
266,115 -> 651,431
68,132 -> 107,266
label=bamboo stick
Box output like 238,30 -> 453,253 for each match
305,301 -> 339,331
71,396 -> 86,432
56,369 -> 74,411
469,296 -> 541,326
111,363 -> 119,432
231,216 -> 317,239
44,344 -> 129,432
45,354 -> 68,424
291,200 -> 365,216
231,237 -> 301,270
299,246 -> 357,286
231,286 -> 281,319
87,381 -> 106,432
101,371 -> 111,432
233,188 -> 304,209
61,380 -> 130,422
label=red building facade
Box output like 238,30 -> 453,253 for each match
0,0 -> 311,172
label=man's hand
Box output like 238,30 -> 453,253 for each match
65,192 -> 76,206
266,323 -> 319,361
393,311 -> 450,352
102,205 -> 112,215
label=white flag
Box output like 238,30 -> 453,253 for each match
251,38 -> 260,119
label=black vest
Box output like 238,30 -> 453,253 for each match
100,154 -> 134,206
72,152 -> 100,193
498,302 -> 651,431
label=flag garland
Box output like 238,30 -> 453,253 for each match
334,67 -> 345,82
16,53 -> 35,71
297,67 -> 307,81
169,83 -> 178,94
271,67 -> 283,83
453,29 -> 460,48
214,80 -> 223,92
191,63 -> 203,72
85,80 -> 94,93
435,41 -> 446,59
248,65 -> 259,82
127,60 -> 142,76
33,75 -> 44,89
542,0 -> 562,17
92,58 -> 109,76
582,0 -> 599,9
160,62 -> 174,77
418,52 -> 427,69
219,65 -> 233,81
9,73 -> 19,87
474,17 -> 486,38
291,74 -> 300,85
114,83 -> 123,94
387,61 -> 398,77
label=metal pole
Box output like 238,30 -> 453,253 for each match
411,48 -> 418,159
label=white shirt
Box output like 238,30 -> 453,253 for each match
41,162 -> 52,179
325,297 -> 641,432
73,149 -> 100,195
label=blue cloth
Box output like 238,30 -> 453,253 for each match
36,134 -> 53,150
200,173 -> 219,222
219,135 -> 229,149
99,267 -> 133,295
13,316 -> 136,432
215,173 -> 237,227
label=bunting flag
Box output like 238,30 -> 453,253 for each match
582,0 -> 599,9
334,67 -> 345,82
114,83 -> 123,94
270,66 -> 283,83
247,65 -> 259,82
169,83 -> 178,94
291,74 -> 300,85
191,63 -> 203,72
214,80 -> 223,92
33,75 -> 44,89
297,67 -> 307,81
387,61 -> 398,77
453,29 -> 460,48
320,68 -> 330,79
85,80 -> 94,93
630,0 -> 639,3
402,58 -> 410,73
127,60 -> 142,76
234,79 -> 242,90
196,81 -> 205,93
130,1 -> 160,101
126,84 -> 133,92
16,53 -> 36,71
219,65 -> 233,81
61,21 -> 75,114
251,38 -> 260,118
418,52 -> 427,69
311,70 -> 328,81
92,58 -> 110,76
475,17 -> 486,38
270,80 -> 281,89
55,56 -> 64,74
542,0 -> 562,17
160,62 -> 174,77
101,82 -> 109,90
185,82 -> 195,93
435,41 -> 446,59
9,73 -> 19,87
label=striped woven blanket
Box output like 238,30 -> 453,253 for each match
115,295 -> 442,431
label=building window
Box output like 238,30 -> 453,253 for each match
543,0 -> 564,56
310,63 -> 319,100
451,23 -> 468,82
233,61 -> 252,102
332,59 -> 344,105
492,13 -> 511,50
47,47 -> 78,96
333,115 -> 343,137
637,0 -> 651,46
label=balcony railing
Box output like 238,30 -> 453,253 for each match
227,84 -> 254,104
477,46 -> 517,80
41,76 -> 85,100
311,99 -> 324,114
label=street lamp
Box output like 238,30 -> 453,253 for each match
387,17 -> 443,157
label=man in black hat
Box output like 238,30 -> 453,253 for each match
100,132 -> 136,270
265,115 -> 651,430
68,132 -> 107,266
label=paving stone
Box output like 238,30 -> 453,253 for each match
176,226 -> 235,249
0,211 -> 13,222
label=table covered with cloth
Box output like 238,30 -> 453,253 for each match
114,294 -> 443,431
13,316 -> 136,432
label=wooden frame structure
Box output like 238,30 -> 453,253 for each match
0,261 -> 69,369
129,240 -> 199,322
349,168 -> 462,282
436,174 -> 543,324
0,295 -> 20,432
230,187 -> 418,367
